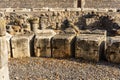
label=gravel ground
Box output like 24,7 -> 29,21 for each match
9,58 -> 120,80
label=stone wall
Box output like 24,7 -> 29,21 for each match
0,0 -> 120,9
1,10 -> 120,63
0,0 -> 77,8
83,0 -> 120,9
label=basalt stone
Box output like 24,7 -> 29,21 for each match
52,34 -> 75,58
34,33 -> 55,57
106,36 -> 120,63
75,34 -> 105,62
11,33 -> 34,58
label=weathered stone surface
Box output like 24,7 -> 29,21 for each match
11,33 -> 34,58
106,36 -> 120,63
0,0 -> 77,8
83,0 -> 120,9
0,64 -> 9,80
0,36 -> 8,68
80,30 -> 107,35
30,17 -> 40,33
52,34 -> 75,58
75,34 -> 105,62
34,33 -> 55,57
0,19 -> 6,36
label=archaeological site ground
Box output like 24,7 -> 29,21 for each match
0,0 -> 120,80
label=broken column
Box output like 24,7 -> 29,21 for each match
106,36 -> 120,63
0,19 -> 6,36
30,17 -> 40,33
0,19 -> 9,80
11,33 -> 34,58
75,34 -> 105,62
34,30 -> 56,57
52,34 -> 75,58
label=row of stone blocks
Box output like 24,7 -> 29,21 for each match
8,30 -> 120,63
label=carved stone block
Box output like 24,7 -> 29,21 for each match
11,33 -> 34,58
52,34 -> 75,58
34,33 -> 55,57
106,36 -> 120,63
75,34 -> 105,62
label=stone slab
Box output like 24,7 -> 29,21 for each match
75,34 -> 105,62
106,36 -> 120,63
52,34 -> 75,58
11,33 -> 34,58
34,33 -> 55,57
80,30 -> 107,35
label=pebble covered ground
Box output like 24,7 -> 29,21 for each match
9,58 -> 120,80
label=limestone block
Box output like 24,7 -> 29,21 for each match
66,8 -> 81,11
0,36 -> 8,68
11,33 -> 34,58
0,19 -> 6,36
80,30 -> 107,35
36,29 -> 56,35
52,34 -> 75,58
34,33 -> 55,57
75,34 -> 105,62
106,36 -> 120,63
49,8 -> 65,11
32,8 -> 48,12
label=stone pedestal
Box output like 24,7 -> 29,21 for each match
52,34 -> 75,58
34,33 -> 55,57
106,36 -> 120,63
75,34 -> 105,62
11,33 -> 34,58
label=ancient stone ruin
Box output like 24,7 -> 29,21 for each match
1,0 -> 120,79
